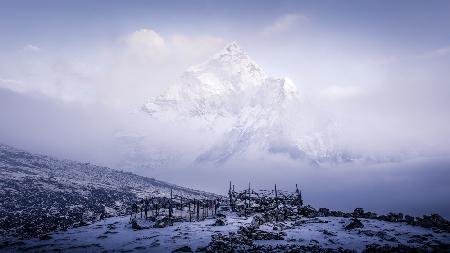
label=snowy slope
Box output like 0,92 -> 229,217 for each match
3,212 -> 448,252
142,42 -> 348,165
0,143 -> 217,240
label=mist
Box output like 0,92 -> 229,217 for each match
1,0 -> 450,219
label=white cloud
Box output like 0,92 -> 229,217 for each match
22,44 -> 40,52
0,78 -> 26,93
418,46 -> 450,59
0,29 -> 226,109
125,29 -> 167,60
263,13 -> 308,34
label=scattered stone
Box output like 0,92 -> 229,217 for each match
322,229 -> 336,236
131,218 -> 143,230
353,208 -> 365,218
153,216 -> 173,228
345,218 -> 364,230
212,218 -> 226,226
415,214 -> 450,232
238,226 -> 285,240
405,215 -> 415,224
377,212 -> 404,222
251,214 -> 265,228
318,208 -> 330,216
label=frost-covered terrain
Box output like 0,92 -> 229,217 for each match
141,42 -> 348,165
2,212 -> 449,252
0,144 -> 217,241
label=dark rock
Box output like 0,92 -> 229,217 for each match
415,214 -> 450,232
345,218 -> 364,230
238,226 -> 285,240
173,246 -> 193,252
212,218 -> 226,226
131,218 -> 142,230
318,208 -> 330,216
405,215 -> 415,225
299,205 -> 318,217
251,214 -> 265,228
153,216 -> 173,228
216,213 -> 226,218
322,229 -> 336,236
378,212 -> 404,222
39,234 -> 52,240
330,210 -> 346,217
353,208 -> 365,218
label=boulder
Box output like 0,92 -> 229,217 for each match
345,218 -> 364,230
416,214 -> 450,232
251,214 -> 265,228
130,218 -> 142,230
153,216 -> 173,228
353,208 -> 365,218
212,218 -> 226,226
318,208 -> 330,216
405,215 -> 415,225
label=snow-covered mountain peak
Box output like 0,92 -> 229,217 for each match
185,41 -> 267,91
143,42 -> 295,118
141,42 -> 343,164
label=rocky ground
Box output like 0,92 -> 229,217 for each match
1,211 -> 449,252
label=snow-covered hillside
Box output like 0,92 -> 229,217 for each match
142,42 -> 349,165
0,144 -> 217,240
3,211 -> 448,252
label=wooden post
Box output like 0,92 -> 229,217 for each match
189,201 -> 192,222
197,200 -> 200,221
151,198 -> 155,217
275,184 -> 279,222
229,181 -> 233,210
232,184 -> 235,211
248,182 -> 251,209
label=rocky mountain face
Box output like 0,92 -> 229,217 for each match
142,42 -> 349,164
0,144 -> 216,240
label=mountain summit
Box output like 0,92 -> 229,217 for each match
143,42 -> 298,118
143,42 -> 344,164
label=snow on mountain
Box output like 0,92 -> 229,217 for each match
142,42 -> 348,164
0,143 -> 217,240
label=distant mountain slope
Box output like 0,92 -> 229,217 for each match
0,143 -> 217,240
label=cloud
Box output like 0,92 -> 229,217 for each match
263,13 -> 308,34
0,29 -> 226,109
0,78 -> 26,93
22,44 -> 41,52
125,29 -> 167,60
418,46 -> 450,59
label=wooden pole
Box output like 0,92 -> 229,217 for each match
196,200 -> 200,221
248,182 -> 251,209
189,201 -> 192,222
275,184 -> 279,222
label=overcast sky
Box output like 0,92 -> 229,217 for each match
1,0 -> 449,216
